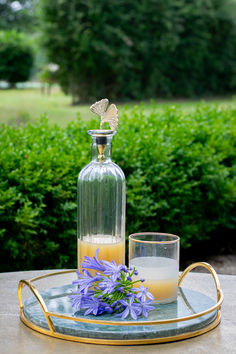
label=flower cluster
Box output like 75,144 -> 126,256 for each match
69,249 -> 155,320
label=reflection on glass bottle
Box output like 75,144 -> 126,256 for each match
77,130 -> 125,270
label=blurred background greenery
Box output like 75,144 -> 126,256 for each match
0,0 -> 235,272
0,0 -> 236,102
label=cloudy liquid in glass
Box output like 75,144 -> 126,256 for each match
130,256 -> 179,303
78,235 -> 125,274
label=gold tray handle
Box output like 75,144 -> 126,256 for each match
18,270 -> 76,333
18,279 -> 55,332
178,262 -> 222,304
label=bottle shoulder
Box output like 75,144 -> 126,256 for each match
109,161 -> 125,179
78,161 -> 125,181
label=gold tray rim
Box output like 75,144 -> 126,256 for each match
18,262 -> 223,345
20,308 -> 221,345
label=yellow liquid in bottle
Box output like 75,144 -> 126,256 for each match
78,235 -> 125,273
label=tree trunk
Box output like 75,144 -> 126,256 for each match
9,82 -> 16,89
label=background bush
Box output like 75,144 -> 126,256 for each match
0,103 -> 235,271
40,0 -> 236,102
0,30 -> 34,87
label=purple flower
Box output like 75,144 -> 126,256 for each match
69,291 -> 84,311
116,286 -> 124,293
116,295 -> 141,320
72,269 -> 102,294
99,277 -> 118,295
137,300 -> 155,318
132,285 -> 154,302
81,296 -> 114,316
97,302 -> 113,314
81,296 -> 101,316
81,249 -> 105,272
69,289 -> 94,311
69,252 -> 155,320
102,260 -> 126,281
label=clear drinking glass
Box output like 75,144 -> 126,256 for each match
129,233 -> 180,303
77,130 -> 126,271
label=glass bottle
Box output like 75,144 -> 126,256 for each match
77,130 -> 125,270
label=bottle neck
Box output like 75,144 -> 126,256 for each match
91,137 -> 112,163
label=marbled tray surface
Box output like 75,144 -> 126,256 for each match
23,284 -> 217,340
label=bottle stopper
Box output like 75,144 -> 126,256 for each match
90,98 -> 118,131
89,99 -> 118,162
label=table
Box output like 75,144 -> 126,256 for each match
0,269 -> 236,354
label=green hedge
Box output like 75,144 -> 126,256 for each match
0,104 -> 235,271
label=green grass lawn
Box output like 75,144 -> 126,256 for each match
0,87 -> 235,127
0,87 -> 90,126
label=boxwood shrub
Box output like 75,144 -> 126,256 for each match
0,103 -> 235,271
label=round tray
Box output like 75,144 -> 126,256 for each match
18,262 -> 223,345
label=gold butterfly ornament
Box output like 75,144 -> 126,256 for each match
90,98 -> 118,131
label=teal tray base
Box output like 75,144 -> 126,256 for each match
23,284 -> 217,341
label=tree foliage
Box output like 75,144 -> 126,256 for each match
40,0 -> 236,102
0,31 -> 34,86
0,0 -> 38,32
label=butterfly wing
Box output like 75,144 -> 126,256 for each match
101,104 -> 118,131
90,98 -> 109,116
